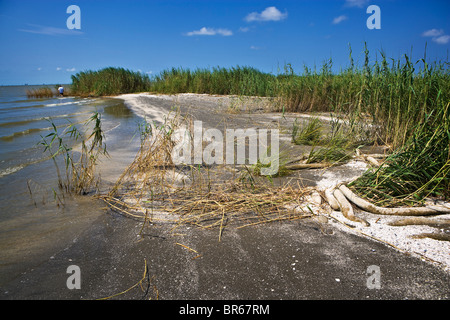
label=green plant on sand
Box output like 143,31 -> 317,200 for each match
349,103 -> 450,207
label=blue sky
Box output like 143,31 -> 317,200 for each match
0,0 -> 449,85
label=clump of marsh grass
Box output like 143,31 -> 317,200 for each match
306,145 -> 353,165
27,87 -> 54,98
250,147 -> 292,178
150,66 -> 278,97
349,103 -> 450,207
291,117 -> 323,145
291,116 -> 362,166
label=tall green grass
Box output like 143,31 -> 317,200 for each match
149,66 -> 277,96
350,102 -> 449,206
279,45 -> 449,150
71,67 -> 151,96
144,45 -> 449,150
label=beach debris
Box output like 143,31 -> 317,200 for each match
337,184 -> 450,216
388,217 -> 450,228
332,188 -> 370,227
324,188 -> 340,211
364,156 -> 381,167
285,162 -> 331,170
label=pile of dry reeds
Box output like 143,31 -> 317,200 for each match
101,110 -> 327,240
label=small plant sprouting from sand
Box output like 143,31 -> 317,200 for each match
291,116 -> 371,167
250,147 -> 291,178
291,117 -> 323,146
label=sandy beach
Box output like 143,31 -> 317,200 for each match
116,93 -> 450,273
1,92 -> 449,300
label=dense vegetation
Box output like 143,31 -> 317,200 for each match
71,67 -> 151,96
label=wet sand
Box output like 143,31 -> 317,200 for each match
1,93 -> 449,300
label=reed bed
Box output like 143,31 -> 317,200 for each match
149,66 -> 277,97
349,102 -> 450,207
70,45 -> 449,151
26,87 -> 55,98
71,67 -> 151,96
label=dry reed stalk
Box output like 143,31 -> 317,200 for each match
97,259 -> 158,300
176,243 -> 199,254
285,163 -> 332,170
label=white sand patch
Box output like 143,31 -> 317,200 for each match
116,93 -> 173,123
329,209 -> 450,272
316,160 -> 368,191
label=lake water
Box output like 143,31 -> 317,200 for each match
0,85 -> 143,285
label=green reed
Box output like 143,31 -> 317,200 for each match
39,112 -> 108,198
71,67 -> 151,96
350,102 -> 449,206
149,66 -> 277,96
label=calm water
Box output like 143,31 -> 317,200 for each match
0,85 -> 142,285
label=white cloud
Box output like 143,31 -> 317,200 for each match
18,24 -> 83,36
37,67 -> 42,71
250,45 -> 261,50
433,35 -> 450,45
66,68 -> 76,72
422,29 -> 444,37
56,67 -> 62,71
146,71 -> 153,75
245,6 -> 287,22
344,0 -> 369,8
186,27 -> 232,36
332,15 -> 348,24
239,27 -> 250,33
422,28 -> 450,45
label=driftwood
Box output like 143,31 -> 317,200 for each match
324,188 -> 340,211
388,217 -> 450,227
285,163 -> 331,170
338,185 -> 450,216
365,156 -> 380,167
410,233 -> 450,241
333,189 -> 370,226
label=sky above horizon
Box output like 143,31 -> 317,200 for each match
0,0 -> 449,85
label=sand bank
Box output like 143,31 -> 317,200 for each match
115,93 -> 450,273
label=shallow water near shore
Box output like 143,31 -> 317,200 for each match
0,85 -> 142,286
